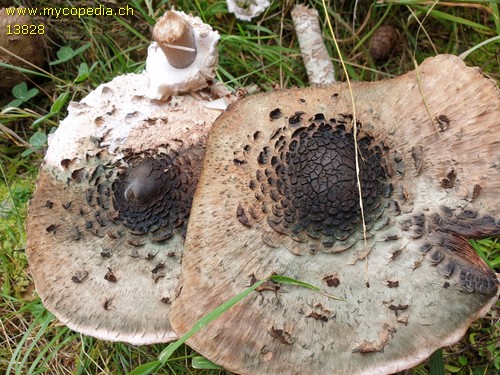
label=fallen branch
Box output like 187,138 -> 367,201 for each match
291,5 -> 335,84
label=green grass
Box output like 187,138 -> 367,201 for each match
1,0 -> 499,374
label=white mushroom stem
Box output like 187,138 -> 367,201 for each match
153,11 -> 197,69
145,10 -> 220,100
291,5 -> 335,84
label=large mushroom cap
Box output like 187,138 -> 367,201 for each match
26,73 -> 230,344
170,55 -> 500,374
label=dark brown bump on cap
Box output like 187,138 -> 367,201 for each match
171,55 -> 500,375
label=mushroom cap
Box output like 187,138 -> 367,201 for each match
170,55 -> 500,374
26,72 -> 231,344
145,10 -> 220,100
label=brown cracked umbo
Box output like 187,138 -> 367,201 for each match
171,55 -> 500,375
25,72 -> 231,345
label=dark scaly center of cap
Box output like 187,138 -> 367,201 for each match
112,156 -> 183,236
250,117 -> 387,247
84,147 -> 201,243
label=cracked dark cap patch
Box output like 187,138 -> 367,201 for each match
248,116 -> 387,249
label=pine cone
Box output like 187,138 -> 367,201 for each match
369,25 -> 398,61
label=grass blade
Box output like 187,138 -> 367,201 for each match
419,7 -> 494,32
157,277 -> 270,364
126,361 -> 161,375
270,275 -> 346,301
192,356 -> 222,369
429,349 -> 445,375
459,35 -> 500,60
